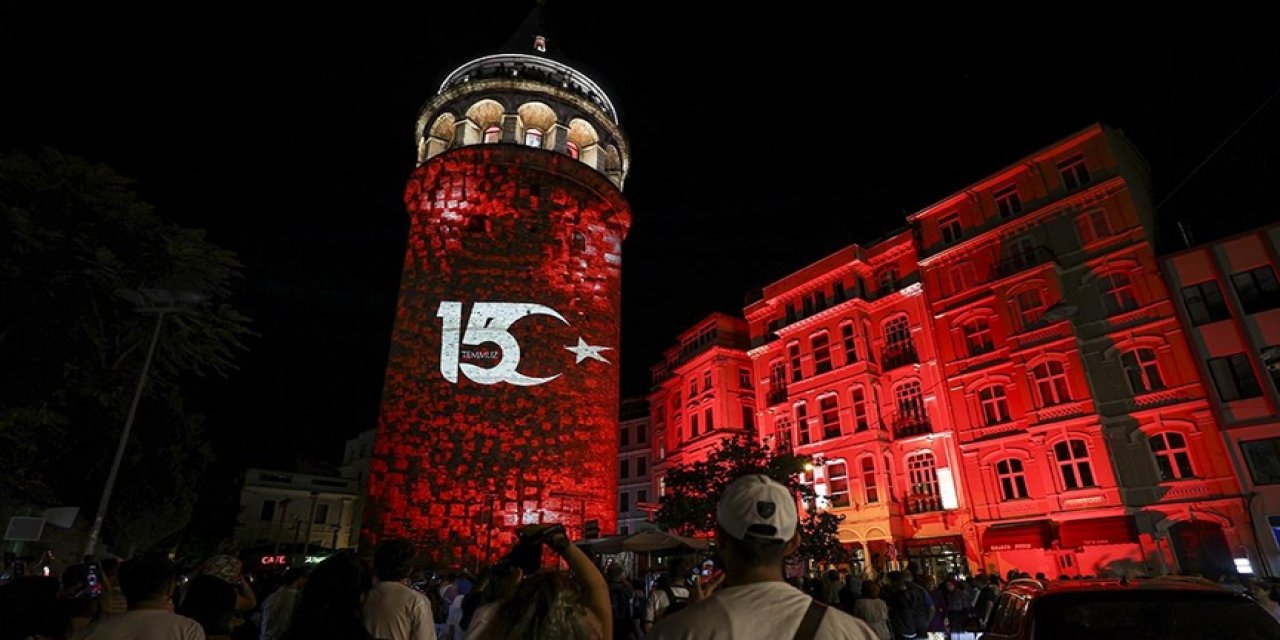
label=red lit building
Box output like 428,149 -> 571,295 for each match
618,397 -> 653,535
649,314 -> 756,501
1162,224 -> 1280,575
654,124 -> 1254,579
365,14 -> 632,563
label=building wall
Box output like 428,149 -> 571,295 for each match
1162,224 -> 1280,575
618,398 -> 652,535
234,469 -> 359,553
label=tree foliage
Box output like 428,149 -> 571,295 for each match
0,148 -> 251,554
654,435 -> 848,564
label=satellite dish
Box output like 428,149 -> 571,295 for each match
1042,303 -> 1079,322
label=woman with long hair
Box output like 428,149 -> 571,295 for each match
282,552 -> 373,640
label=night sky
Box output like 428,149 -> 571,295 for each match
3,4 -> 1276,471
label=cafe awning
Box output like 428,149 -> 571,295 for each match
1059,515 -> 1138,548
982,520 -> 1053,552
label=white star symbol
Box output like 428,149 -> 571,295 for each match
565,337 -> 612,365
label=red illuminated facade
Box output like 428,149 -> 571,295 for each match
365,19 -> 632,564
652,125 -> 1255,579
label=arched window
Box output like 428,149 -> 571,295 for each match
962,318 -> 994,356
1100,271 -> 1139,315
878,267 -> 899,295
978,384 -> 1011,426
774,416 -> 794,453
860,457 -> 879,504
483,126 -> 502,144
1121,348 -> 1166,394
795,402 -> 810,446
788,342 -> 803,383
1031,361 -> 1071,407
1149,432 -> 1195,480
524,128 -> 544,148
826,461 -> 851,508
996,459 -> 1029,500
819,394 -> 841,440
840,322 -> 858,364
906,451 -> 940,513
885,316 -> 911,348
1015,289 -> 1046,328
811,331 -> 833,374
690,413 -> 700,438
571,231 -> 587,252
566,141 -> 579,159
850,386 -> 870,431
1054,439 -> 1096,490
896,381 -> 925,418
883,315 -> 916,369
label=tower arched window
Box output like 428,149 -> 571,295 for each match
483,126 -> 502,144
1149,432 -> 1195,480
566,141 -> 579,159
1054,439 -> 1096,490
860,457 -> 879,504
996,458 -> 1029,500
906,451 -> 941,513
1031,361 -> 1071,407
978,384 -> 1011,426
524,128 -> 544,148
1122,348 -> 1166,394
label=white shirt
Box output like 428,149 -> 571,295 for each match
648,581 -> 879,640
362,580 -> 438,640
645,584 -> 691,623
71,609 -> 205,640
259,585 -> 300,640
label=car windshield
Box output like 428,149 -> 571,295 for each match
1033,590 -> 1280,640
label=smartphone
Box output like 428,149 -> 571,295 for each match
83,562 -> 104,598
700,560 -> 715,577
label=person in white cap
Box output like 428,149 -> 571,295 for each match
649,474 -> 878,640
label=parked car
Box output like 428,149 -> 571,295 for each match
981,576 -> 1280,639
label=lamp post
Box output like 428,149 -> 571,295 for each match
83,288 -> 201,558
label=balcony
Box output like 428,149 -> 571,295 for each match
993,246 -> 1055,279
892,409 -> 932,439
905,490 -> 944,515
881,343 -> 918,371
766,387 -> 789,406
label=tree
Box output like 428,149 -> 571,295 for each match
654,435 -> 848,565
0,148 -> 252,554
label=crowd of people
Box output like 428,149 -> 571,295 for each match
5,472 -> 1280,639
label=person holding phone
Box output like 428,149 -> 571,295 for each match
71,554 -> 204,639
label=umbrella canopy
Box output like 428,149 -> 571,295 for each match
621,529 -> 710,552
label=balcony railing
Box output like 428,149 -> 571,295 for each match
905,490 -> 944,514
892,409 -> 932,438
766,387 -> 789,406
881,342 -> 919,371
993,246 -> 1055,279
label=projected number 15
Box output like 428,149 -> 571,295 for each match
437,301 -> 567,386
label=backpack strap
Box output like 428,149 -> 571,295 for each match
792,599 -> 828,640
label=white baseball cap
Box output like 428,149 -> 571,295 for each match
716,474 -> 798,543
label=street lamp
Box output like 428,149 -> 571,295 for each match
83,288 -> 203,557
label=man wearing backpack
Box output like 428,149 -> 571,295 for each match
643,557 -> 693,633
649,474 -> 878,640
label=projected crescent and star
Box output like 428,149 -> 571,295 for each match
437,301 -> 612,386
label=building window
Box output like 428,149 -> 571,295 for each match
619,491 -> 629,513
1149,432 -> 1194,481
1263,346 -> 1280,393
948,262 -> 977,295
1075,208 -> 1111,245
1231,265 -> 1280,314
885,316 -> 912,350
1058,154 -> 1091,191
566,141 -> 579,159
483,126 -> 502,143
962,318 -> 994,356
940,212 -> 963,245
674,414 -> 683,442
1181,281 -> 1230,326
742,405 -> 755,430
703,370 -> 712,389
1054,439 -> 1097,490
819,395 -> 841,440
996,459 -> 1029,500
840,323 -> 858,364
851,386 -> 870,431
861,457 -> 879,504
671,390 -> 681,411
260,500 -> 276,522
769,361 -> 787,402
1208,353 -> 1262,401
878,267 -> 899,295
637,422 -> 647,444
896,380 -> 925,418
704,407 -> 714,432
785,303 -> 798,324
834,280 -> 847,302
994,185 -> 1023,219
620,459 -> 629,479
637,489 -> 648,504
1121,348 -> 1166,394
314,504 -> 330,524
1016,289 -> 1046,329
524,128 -> 543,147
796,403 -> 811,446
571,231 -> 586,252
775,416 -> 794,452
739,368 -> 752,389
906,452 -> 940,509
689,377 -> 698,396
636,456 -> 647,477
789,343 -> 803,383
978,384 -> 1011,426
1031,361 -> 1071,407
1099,271 -> 1139,315
812,332 -> 833,374
690,413 -> 700,438
1240,438 -> 1280,485
827,462 -> 851,508
621,426 -> 629,447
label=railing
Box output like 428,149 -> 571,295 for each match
892,409 -> 932,439
993,246 -> 1055,279
882,343 -> 919,370
905,491 -> 944,514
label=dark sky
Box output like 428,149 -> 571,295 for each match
3,3 -> 1277,470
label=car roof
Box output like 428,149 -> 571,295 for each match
1002,576 -> 1241,596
